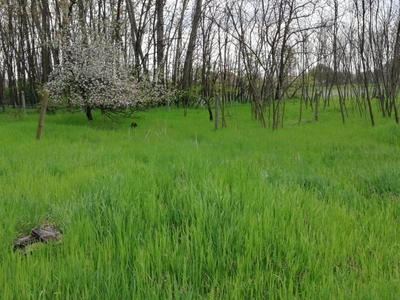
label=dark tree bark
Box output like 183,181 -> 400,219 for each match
4,0 -> 18,107
86,106 -> 93,121
125,0 -> 151,75
390,19 -> 400,123
41,0 -> 51,83
333,0 -> 346,124
155,0 -> 165,83
113,0 -> 123,43
181,0 -> 203,90
171,0 -> 188,86
179,0 -> 203,116
355,0 -> 375,126
200,3 -> 215,121
0,68 -> 4,112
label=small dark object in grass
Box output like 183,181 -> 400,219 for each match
131,122 -> 138,128
14,224 -> 62,254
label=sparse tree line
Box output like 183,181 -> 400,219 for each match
0,0 -> 399,126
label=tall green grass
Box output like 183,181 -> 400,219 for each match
0,104 -> 399,299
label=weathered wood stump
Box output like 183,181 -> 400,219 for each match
14,224 -> 62,253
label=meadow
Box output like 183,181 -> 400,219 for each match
0,102 -> 399,299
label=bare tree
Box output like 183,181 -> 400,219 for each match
333,0 -> 346,124
199,1 -> 217,121
0,65 -> 4,112
155,0 -> 165,83
389,16 -> 400,123
354,0 -> 375,126
125,0 -> 151,75
181,0 -> 203,94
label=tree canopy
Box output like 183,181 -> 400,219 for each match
45,34 -> 171,120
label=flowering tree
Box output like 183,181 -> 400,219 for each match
46,35 -> 170,121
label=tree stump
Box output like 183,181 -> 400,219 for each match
14,224 -> 62,253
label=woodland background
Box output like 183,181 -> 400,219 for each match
0,0 -> 399,127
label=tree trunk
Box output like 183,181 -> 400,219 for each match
41,0 -> 51,83
86,106 -> 93,120
2,0 -> 17,107
181,0 -> 202,90
155,0 -> 164,83
333,0 -> 346,124
113,0 -> 123,43
390,19 -> 400,123
125,0 -> 150,75
171,0 -> 188,86
0,68 -> 4,112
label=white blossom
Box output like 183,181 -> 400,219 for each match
46,34 -> 174,118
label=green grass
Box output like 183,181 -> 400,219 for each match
0,104 -> 399,299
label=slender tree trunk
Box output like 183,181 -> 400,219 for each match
181,0 -> 203,90
333,0 -> 345,124
113,0 -> 123,43
390,19 -> 400,123
5,1 -> 18,107
155,0 -> 165,83
41,0 -> 51,83
125,0 -> 149,75
0,68 -> 4,112
357,0 -> 375,126
171,0 -> 188,86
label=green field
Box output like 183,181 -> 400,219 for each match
1,103 -> 400,299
